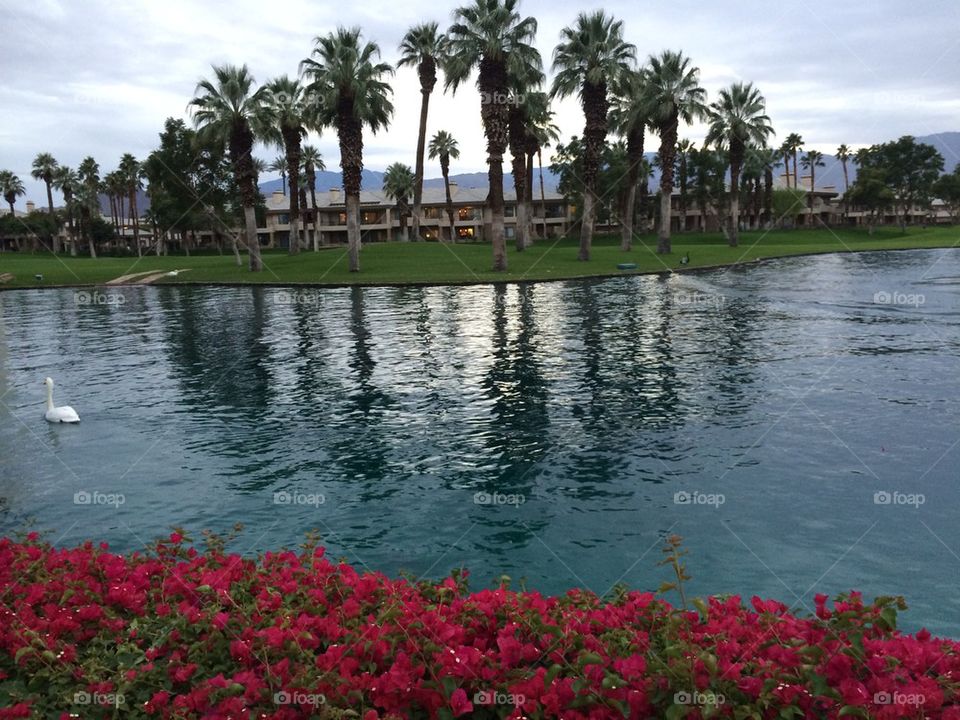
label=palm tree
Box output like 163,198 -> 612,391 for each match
646,50 -> 707,254
751,146 -> 780,228
119,153 -> 143,256
704,81 -> 774,246
301,27 -> 394,273
507,60 -> 544,252
526,102 -> 559,239
676,139 -> 695,232
428,130 -> 460,242
550,11 -> 635,261
780,140 -> 793,189
382,162 -> 415,240
0,170 -> 25,216
445,0 -> 540,271
31,153 -> 60,252
398,22 -> 448,242
301,145 -> 325,250
801,149 -> 826,217
268,155 -> 288,194
264,76 -> 311,255
53,166 -> 80,256
785,132 -> 803,189
77,156 -> 100,258
610,66 -> 652,251
836,143 -> 852,221
190,64 -> 272,272
835,144 -> 851,192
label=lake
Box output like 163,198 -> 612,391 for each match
1,248 -> 958,636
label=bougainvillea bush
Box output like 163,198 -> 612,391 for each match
1,533 -> 958,719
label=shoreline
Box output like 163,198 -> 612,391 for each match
1,242 -> 957,293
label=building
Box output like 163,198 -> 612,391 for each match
260,183 -> 574,248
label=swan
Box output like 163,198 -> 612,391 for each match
43,377 -> 80,423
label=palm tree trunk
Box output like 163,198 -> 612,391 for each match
131,190 -> 141,257
45,180 -> 60,253
657,116 -> 679,254
411,87 -> 431,243
793,150 -> 799,189
441,159 -> 455,242
729,165 -> 740,247
346,193 -> 360,271
538,149 -> 547,239
308,179 -> 320,250
489,157 -> 506,270
525,152 -> 535,246
621,126 -> 643,252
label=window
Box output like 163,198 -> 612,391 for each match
457,227 -> 475,239
504,205 -> 515,217
458,207 -> 477,221
361,211 -> 381,224
504,226 -> 516,238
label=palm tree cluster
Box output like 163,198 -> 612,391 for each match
15,0 -> 902,271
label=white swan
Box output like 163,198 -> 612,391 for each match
44,377 -> 80,423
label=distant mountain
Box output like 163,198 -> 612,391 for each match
258,167 -> 561,196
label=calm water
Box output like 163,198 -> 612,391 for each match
1,249 -> 959,636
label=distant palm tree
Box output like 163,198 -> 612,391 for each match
445,0 -> 540,271
836,143 -> 852,221
398,22 -> 448,242
301,27 -> 394,272
428,130 -> 460,242
190,64 -> 272,272
835,144 -> 851,192
31,152 -> 60,252
0,170 -> 25,216
676,138 -> 695,232
268,155 -> 288,194
53,166 -> 80,256
610,66 -> 652,251
526,101 -> 559,239
264,76 -> 311,255
785,132 -> 803,189
780,140 -> 793,189
704,81 -> 774,246
119,153 -> 143,256
507,58 -> 544,251
551,11 -> 635,261
301,145 -> 325,250
77,156 -> 100,258
382,162 -> 415,240
801,149 -> 826,215
751,146 -> 780,228
646,50 -> 707,254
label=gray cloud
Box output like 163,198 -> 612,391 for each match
1,0 -> 956,204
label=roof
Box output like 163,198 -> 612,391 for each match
264,186 -> 566,211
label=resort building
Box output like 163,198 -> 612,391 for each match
259,184 -> 574,248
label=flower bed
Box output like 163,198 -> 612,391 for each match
0,533 -> 958,719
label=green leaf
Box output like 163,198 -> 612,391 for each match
544,663 -> 563,687
838,706 -> 869,718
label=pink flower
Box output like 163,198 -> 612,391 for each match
450,688 -> 473,717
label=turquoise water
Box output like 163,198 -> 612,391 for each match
1,249 -> 959,636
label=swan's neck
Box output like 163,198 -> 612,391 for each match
46,385 -> 54,411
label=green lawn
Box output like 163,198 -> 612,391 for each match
1,227 -> 957,289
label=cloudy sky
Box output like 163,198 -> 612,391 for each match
1,0 -> 957,204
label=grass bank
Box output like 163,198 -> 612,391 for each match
1,227 -> 957,290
